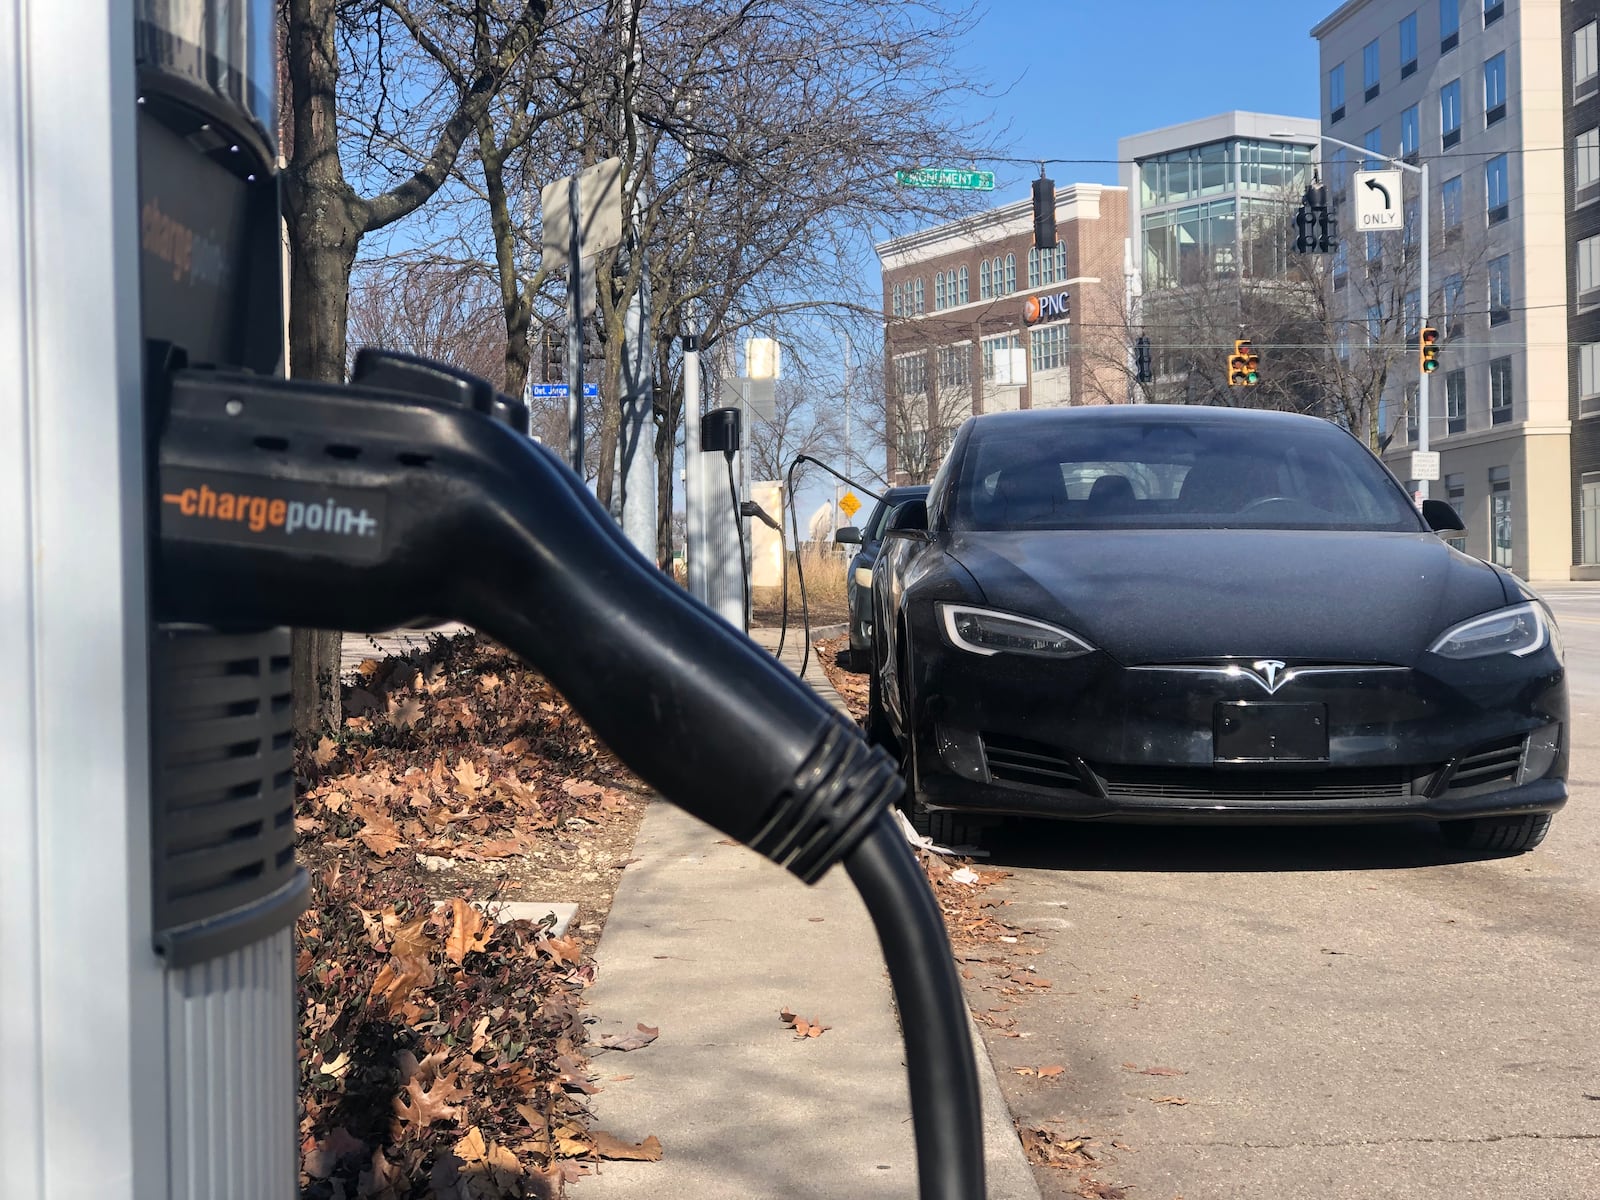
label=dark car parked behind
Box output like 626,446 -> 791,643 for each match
836,485 -> 929,671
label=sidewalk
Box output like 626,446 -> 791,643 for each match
579,629 -> 1040,1199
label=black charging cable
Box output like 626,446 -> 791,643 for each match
775,455 -> 887,679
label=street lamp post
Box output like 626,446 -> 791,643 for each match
1272,131 -> 1430,500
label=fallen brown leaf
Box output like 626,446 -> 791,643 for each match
393,1070 -> 469,1129
445,898 -> 491,965
598,1023 -> 659,1052
1139,1065 -> 1186,1077
313,736 -> 339,768
1150,1095 -> 1188,1105
589,1131 -> 663,1162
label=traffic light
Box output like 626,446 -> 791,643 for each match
1420,326 -> 1439,373
1032,175 -> 1057,251
1293,205 -> 1314,254
1316,205 -> 1338,253
1228,339 -> 1259,387
1134,335 -> 1153,383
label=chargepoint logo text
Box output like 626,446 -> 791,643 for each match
163,483 -> 379,538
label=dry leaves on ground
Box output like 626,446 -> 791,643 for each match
296,633 -> 650,1199
596,1023 -> 660,1053
778,1008 -> 832,1039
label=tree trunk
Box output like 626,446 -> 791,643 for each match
655,352 -> 679,569
479,121 -> 534,397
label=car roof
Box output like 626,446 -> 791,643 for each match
884,484 -> 930,499
965,404 -> 1336,434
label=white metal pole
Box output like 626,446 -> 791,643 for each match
1,4 -> 167,1195
684,332 -> 707,603
566,174 -> 585,473
1416,159 -> 1431,501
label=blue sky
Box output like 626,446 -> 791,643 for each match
948,0 -> 1324,205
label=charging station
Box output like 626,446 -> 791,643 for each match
3,4 -> 983,1198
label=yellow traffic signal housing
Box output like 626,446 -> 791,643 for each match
1420,326 -> 1439,374
1228,339 -> 1258,386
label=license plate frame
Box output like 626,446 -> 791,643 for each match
1214,702 -> 1328,763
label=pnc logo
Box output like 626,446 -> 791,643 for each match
1024,290 -> 1070,326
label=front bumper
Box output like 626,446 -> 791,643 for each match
907,636 -> 1568,824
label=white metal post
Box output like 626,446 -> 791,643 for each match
0,3 -> 168,1196
684,332 -> 708,603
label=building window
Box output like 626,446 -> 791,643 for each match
1583,474 -> 1600,564
992,256 -> 1006,295
1328,148 -> 1348,196
1580,344 -> 1600,417
1440,79 -> 1461,149
1478,155 -> 1504,225
981,333 -> 1023,384
1489,356 -> 1513,424
1483,53 -> 1506,127
1576,129 -> 1600,207
1579,235 -> 1600,309
1404,287 -> 1421,338
894,352 -> 926,397
1364,39 -> 1381,100
1483,0 -> 1502,28
937,343 -> 971,392
979,259 -> 991,300
912,277 -> 925,315
1445,473 -> 1467,551
1363,126 -> 1384,170
1329,63 -> 1346,122
1401,105 -> 1419,158
1402,199 -> 1420,253
934,271 -> 945,311
1366,231 -> 1384,266
1440,273 -> 1465,335
1489,466 -> 1512,568
1440,0 -> 1459,53
1004,253 -> 1016,296
1579,22 -> 1599,103
1486,255 -> 1511,325
1030,324 -> 1069,372
1367,302 -> 1383,343
1441,174 -> 1463,231
1446,368 -> 1467,434
1333,238 -> 1349,288
1405,382 -> 1420,443
1400,11 -> 1419,77
891,284 -> 902,318
1027,248 -> 1040,289
1338,330 -> 1351,362
957,265 -> 969,305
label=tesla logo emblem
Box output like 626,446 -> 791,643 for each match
1251,660 -> 1288,692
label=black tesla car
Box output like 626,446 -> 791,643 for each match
837,485 -> 929,671
869,405 -> 1567,853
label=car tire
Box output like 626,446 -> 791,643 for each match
907,793 -> 987,852
1439,813 -> 1553,854
865,658 -> 898,751
845,645 -> 869,673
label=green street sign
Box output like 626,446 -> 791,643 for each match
894,167 -> 995,191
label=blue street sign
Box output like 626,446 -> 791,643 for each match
530,383 -> 599,398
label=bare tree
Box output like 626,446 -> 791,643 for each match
280,0 -> 549,733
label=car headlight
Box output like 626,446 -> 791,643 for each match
938,604 -> 1095,658
1428,602 -> 1556,660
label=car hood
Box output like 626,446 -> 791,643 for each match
944,528 -> 1510,665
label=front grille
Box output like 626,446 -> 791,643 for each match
1442,737 -> 1523,795
1090,764 -> 1413,803
982,734 -> 1085,791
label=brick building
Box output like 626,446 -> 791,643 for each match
874,184 -> 1129,482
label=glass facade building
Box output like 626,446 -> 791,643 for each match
1128,125 -> 1315,292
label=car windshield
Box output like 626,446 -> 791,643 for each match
951,416 -> 1424,533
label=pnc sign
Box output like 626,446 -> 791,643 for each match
1024,291 -> 1070,326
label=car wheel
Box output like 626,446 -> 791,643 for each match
1439,813 -> 1553,854
865,657 -> 898,751
845,645 -> 869,673
908,793 -> 987,852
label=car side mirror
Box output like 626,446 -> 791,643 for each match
835,526 -> 862,545
884,499 -> 929,536
1422,499 -> 1466,538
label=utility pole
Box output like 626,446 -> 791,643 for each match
565,173 -> 585,472
616,0 -> 656,556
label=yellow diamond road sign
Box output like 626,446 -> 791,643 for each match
839,491 -> 861,519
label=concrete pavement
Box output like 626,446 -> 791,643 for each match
579,629 -> 1040,1199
